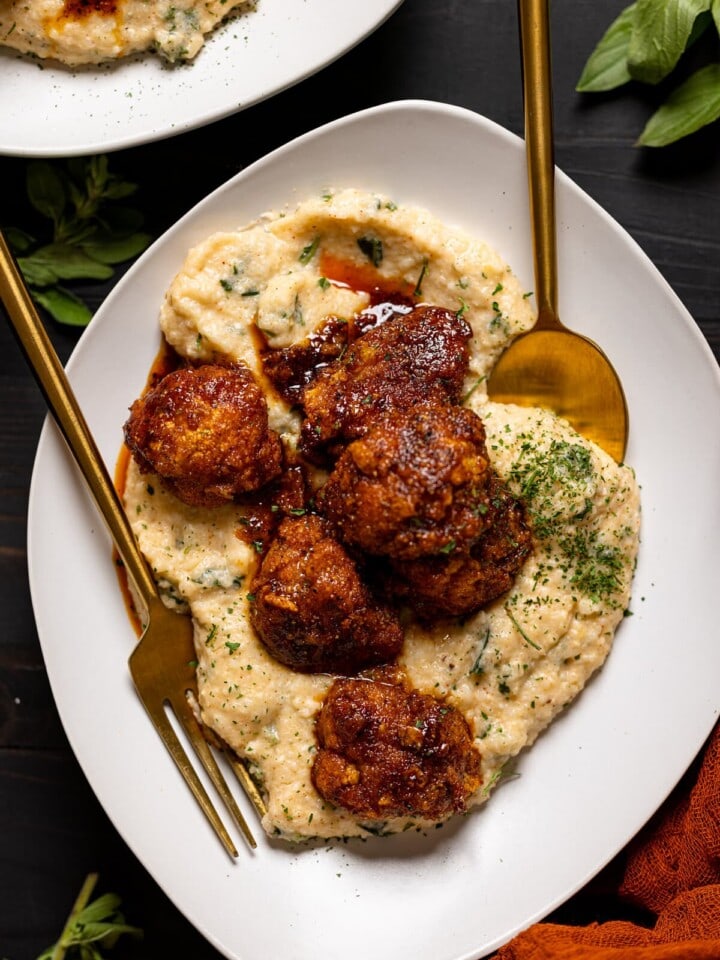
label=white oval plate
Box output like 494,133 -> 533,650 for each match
28,101 -> 720,960
0,0 -> 403,157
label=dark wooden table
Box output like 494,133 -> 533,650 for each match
1,1 -> 718,956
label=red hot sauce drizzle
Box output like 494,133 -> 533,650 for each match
258,254 -> 417,407
117,255 -> 418,606
61,0 -> 117,18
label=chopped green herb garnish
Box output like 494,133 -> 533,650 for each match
462,375 -> 486,403
438,539 -> 457,555
299,236 -> 320,264
357,235 -> 383,267
470,628 -> 491,675
413,257 -> 429,296
505,606 -> 542,650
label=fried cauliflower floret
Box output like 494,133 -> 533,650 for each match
317,401 -> 492,560
389,475 -> 533,620
300,305 -> 472,461
249,514 -> 404,674
311,667 -> 483,821
123,362 -> 283,509
261,315 -> 353,406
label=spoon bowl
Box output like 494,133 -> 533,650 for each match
487,0 -> 629,463
488,323 -> 629,463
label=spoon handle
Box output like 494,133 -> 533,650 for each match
519,0 -> 560,328
0,230 -> 159,611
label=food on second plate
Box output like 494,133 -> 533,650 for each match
121,187 -> 641,841
0,0 -> 255,66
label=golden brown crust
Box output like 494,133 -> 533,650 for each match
311,667 -> 483,820
388,475 -> 533,620
123,363 -> 283,508
317,401 -> 492,560
249,515 -> 404,674
299,305 -> 472,462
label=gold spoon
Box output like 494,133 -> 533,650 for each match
486,0 -> 629,463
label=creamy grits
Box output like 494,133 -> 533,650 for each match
123,188 -> 641,841
0,0 -> 256,66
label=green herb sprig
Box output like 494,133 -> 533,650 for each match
577,0 -> 720,146
36,873 -> 142,960
4,156 -> 151,326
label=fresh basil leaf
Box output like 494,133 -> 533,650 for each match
81,231 -> 151,264
357,235 -> 383,267
628,0 -> 712,84
4,226 -> 36,254
74,892 -> 124,923
70,920 -> 137,944
34,875 -> 143,959
26,161 -> 66,224
32,286 -> 93,326
59,220 -> 100,247
101,180 -> 138,201
712,0 -> 720,33
637,62 -> 720,144
86,154 -> 110,197
17,257 -> 59,287
27,243 -> 114,281
67,177 -> 90,218
577,3 -> 636,91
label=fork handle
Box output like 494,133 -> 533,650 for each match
519,0 -> 560,329
0,230 -> 159,612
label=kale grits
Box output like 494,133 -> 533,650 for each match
122,188 -> 641,840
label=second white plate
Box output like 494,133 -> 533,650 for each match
0,0 -> 403,156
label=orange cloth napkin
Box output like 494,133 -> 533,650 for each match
494,719 -> 720,959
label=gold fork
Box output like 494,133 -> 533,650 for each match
0,230 -> 265,858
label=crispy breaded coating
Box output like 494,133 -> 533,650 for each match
261,316 -> 352,406
123,362 -> 282,508
249,514 -> 404,673
300,305 -> 472,461
318,401 -> 492,560
388,475 -> 533,620
311,667 -> 483,820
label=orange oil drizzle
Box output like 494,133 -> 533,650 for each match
112,340 -> 180,638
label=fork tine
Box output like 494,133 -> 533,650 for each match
171,693 -> 258,850
141,696 -> 240,858
226,752 -> 267,821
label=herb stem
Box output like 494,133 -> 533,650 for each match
505,606 -> 542,651
51,873 -> 99,960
